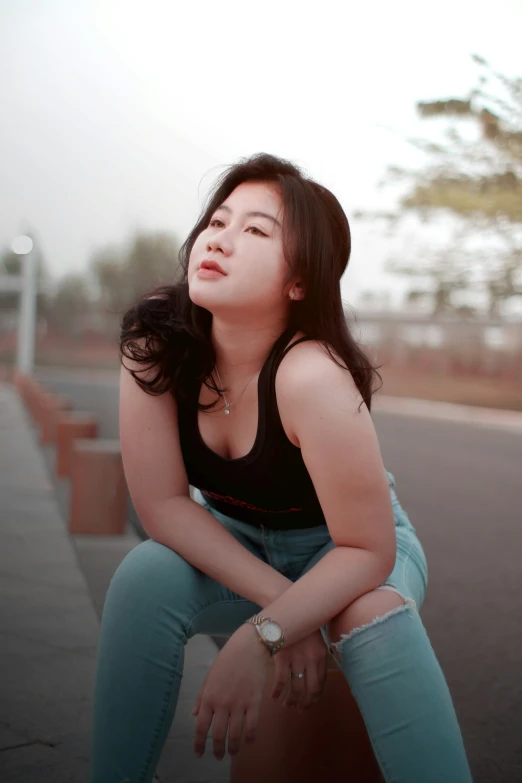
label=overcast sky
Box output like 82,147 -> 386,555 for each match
1,0 -> 521,308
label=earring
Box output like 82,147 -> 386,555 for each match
290,290 -> 295,300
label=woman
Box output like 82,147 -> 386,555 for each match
89,153 -> 473,782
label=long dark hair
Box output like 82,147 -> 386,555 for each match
120,152 -> 382,412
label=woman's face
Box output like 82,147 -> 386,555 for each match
187,181 -> 292,319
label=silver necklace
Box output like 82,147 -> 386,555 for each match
214,366 -> 260,415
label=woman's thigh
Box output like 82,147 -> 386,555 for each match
380,525 -> 428,611
104,536 -> 263,641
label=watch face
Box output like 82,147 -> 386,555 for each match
261,621 -> 282,643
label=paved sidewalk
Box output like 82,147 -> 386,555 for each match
0,383 -> 230,783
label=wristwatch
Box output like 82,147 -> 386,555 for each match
245,615 -> 285,656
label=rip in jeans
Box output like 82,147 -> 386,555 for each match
327,586 -> 417,663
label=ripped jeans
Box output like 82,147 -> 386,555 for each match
89,472 -> 473,783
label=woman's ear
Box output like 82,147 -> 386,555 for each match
292,281 -> 305,301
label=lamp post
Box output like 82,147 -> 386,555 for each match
11,235 -> 37,374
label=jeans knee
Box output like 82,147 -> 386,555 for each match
105,539 -> 197,618
329,592 -> 416,663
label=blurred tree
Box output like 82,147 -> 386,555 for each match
89,245 -> 128,315
89,230 -> 181,318
0,248 -> 22,277
2,228 -> 182,337
46,273 -> 94,336
387,243 -> 472,316
397,57 -> 522,225
358,289 -> 392,310
361,55 -> 522,317
126,232 -> 183,298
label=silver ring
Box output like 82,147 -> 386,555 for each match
291,672 -> 304,679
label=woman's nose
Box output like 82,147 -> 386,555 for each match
206,239 -> 220,254
207,229 -> 232,255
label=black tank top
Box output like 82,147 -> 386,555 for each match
177,326 -> 327,529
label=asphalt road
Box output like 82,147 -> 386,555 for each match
37,368 -> 522,783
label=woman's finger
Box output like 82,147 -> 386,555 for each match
284,668 -> 307,708
227,710 -> 246,757
244,704 -> 260,745
300,661 -> 325,710
191,688 -> 202,716
193,703 -> 214,757
211,709 -> 230,760
271,655 -> 290,700
192,668 -> 210,716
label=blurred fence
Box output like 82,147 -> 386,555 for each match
350,312 -> 522,381
1,308 -> 522,381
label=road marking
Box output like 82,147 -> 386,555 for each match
374,395 -> 522,434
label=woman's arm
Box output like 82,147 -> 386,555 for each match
246,341 -> 397,648
119,356 -> 293,606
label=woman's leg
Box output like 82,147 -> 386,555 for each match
88,538 -> 262,783
296,498 -> 473,782
330,537 -> 472,782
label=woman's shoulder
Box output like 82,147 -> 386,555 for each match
276,332 -> 356,406
275,333 -> 363,446
279,329 -> 359,395
280,331 -> 347,376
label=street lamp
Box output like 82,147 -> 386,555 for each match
11,235 -> 37,374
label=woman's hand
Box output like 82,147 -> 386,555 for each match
270,629 -> 329,711
191,624 -> 270,760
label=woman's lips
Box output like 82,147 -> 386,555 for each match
197,267 -> 226,279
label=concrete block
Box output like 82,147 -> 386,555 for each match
69,439 -> 127,535
230,653 -> 381,782
55,414 -> 98,478
39,394 -> 73,445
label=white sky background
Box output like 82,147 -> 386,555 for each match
1,0 -> 521,310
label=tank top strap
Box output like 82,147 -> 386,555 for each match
264,331 -> 314,391
279,334 -> 314,360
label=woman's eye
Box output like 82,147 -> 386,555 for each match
208,218 -> 266,237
